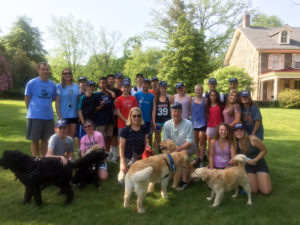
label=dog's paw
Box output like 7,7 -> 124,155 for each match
162,195 -> 169,199
211,204 -> 219,207
138,208 -> 145,213
206,197 -> 212,201
247,201 -> 252,205
232,194 -> 238,198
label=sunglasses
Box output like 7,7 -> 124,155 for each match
63,72 -> 72,75
84,125 -> 92,129
132,114 -> 141,118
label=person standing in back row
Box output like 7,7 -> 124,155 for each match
25,62 -> 57,157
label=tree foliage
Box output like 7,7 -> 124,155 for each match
251,13 -> 284,27
158,14 -> 210,92
204,66 -> 253,93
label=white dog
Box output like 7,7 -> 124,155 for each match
191,154 -> 252,207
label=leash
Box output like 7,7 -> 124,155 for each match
161,154 -> 176,180
167,154 -> 176,172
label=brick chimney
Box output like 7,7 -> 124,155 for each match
242,14 -> 250,28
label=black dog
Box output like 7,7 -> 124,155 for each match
0,150 -> 73,207
72,148 -> 108,189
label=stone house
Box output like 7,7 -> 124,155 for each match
224,14 -> 300,100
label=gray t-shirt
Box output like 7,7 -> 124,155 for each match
163,118 -> 195,156
48,134 -> 74,156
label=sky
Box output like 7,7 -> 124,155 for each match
0,0 -> 299,56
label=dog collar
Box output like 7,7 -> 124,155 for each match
167,154 -> 176,172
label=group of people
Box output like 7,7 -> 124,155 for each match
24,61 -> 271,194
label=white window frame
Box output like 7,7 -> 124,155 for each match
268,54 -> 285,70
279,30 -> 290,44
292,54 -> 300,69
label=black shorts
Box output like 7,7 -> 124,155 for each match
246,163 -> 269,174
194,126 -> 207,132
65,118 -> 79,124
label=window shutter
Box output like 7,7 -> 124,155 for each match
268,54 -> 273,69
292,54 -> 296,68
279,54 -> 285,69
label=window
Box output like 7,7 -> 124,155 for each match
281,31 -> 288,43
268,54 -> 285,70
284,80 -> 290,89
292,54 -> 300,69
295,81 -> 300,90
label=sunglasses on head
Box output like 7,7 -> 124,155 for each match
132,114 -> 141,118
84,125 -> 92,129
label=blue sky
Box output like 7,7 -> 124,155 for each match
0,0 -> 299,56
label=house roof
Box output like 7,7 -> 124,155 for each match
238,26 -> 300,50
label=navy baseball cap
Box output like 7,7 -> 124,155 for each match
229,77 -> 238,83
78,76 -> 87,82
233,123 -> 245,130
240,90 -> 251,97
171,102 -> 183,110
56,119 -> 68,128
87,80 -> 96,86
176,82 -> 184,88
143,78 -> 151,83
122,78 -> 131,86
151,77 -> 158,82
115,72 -> 124,79
208,78 -> 217,84
159,81 -> 167,87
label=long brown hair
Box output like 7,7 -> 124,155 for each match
235,129 -> 250,154
61,68 -> 73,88
225,90 -> 239,117
213,123 -> 234,144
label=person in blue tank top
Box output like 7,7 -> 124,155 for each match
55,68 -> 81,141
191,84 -> 207,167
232,123 -> 271,195
25,62 -> 57,157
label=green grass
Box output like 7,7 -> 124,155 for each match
0,99 -> 300,225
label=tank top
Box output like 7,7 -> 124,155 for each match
207,104 -> 223,127
191,97 -> 206,128
174,94 -> 190,119
155,96 -> 171,123
214,140 -> 231,169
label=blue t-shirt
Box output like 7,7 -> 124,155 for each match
56,83 -> 81,119
191,97 -> 206,128
25,77 -> 56,119
134,91 -> 154,122
241,104 -> 264,140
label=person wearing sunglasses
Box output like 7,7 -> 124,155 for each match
118,107 -> 149,183
79,119 -> 108,180
55,68 -> 81,141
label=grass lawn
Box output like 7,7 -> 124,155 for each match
0,99 -> 299,225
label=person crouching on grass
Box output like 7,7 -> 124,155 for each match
80,119 -> 108,181
46,119 -> 74,165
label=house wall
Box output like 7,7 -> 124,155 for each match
228,33 -> 259,99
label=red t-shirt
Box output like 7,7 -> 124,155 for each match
207,104 -> 223,127
115,95 -> 138,128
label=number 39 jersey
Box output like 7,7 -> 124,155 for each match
155,96 -> 171,123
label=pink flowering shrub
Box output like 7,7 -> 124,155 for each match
0,56 -> 13,91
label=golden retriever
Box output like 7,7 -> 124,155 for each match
191,154 -> 252,207
159,139 -> 178,153
124,151 -> 189,213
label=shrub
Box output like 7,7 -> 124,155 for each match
278,89 -> 300,109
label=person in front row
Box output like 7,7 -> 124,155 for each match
46,119 -> 74,165
163,102 -> 195,191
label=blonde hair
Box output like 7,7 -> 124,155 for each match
226,90 -> 239,117
126,107 -> 145,126
61,68 -> 73,88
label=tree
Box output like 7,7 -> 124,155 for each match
158,15 -> 210,92
49,15 -> 90,75
204,66 -> 253,93
0,54 -> 13,91
124,48 -> 163,82
251,13 -> 284,27
123,36 -> 142,59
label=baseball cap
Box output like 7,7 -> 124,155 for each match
159,81 -> 167,87
122,78 -> 131,86
233,123 -> 245,130
208,78 -> 217,84
176,82 -> 184,88
229,77 -> 238,83
115,72 -> 124,79
171,102 -> 183,110
87,80 -> 96,86
143,78 -> 151,83
151,77 -> 158,82
56,119 -> 68,128
240,90 -> 251,97
78,76 -> 87,82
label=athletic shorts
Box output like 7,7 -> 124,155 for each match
26,119 -> 54,141
97,124 -> 114,137
206,127 -> 216,138
194,126 -> 207,132
246,163 -> 269,174
65,118 -> 78,124
76,124 -> 86,139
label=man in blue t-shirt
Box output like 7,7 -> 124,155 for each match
134,78 -> 154,145
24,62 -> 57,157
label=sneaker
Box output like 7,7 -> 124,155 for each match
176,182 -> 188,192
